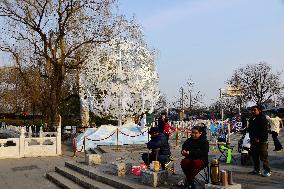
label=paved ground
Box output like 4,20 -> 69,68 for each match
0,142 -> 85,189
220,130 -> 284,189
0,130 -> 284,189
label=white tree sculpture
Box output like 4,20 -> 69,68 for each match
80,37 -> 159,121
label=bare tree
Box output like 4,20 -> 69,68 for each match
181,79 -> 204,111
228,62 -> 283,106
209,97 -> 240,118
0,0 -> 136,127
0,65 -> 64,121
169,78 -> 204,119
0,66 -> 20,113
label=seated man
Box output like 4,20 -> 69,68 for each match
180,126 -> 209,189
142,127 -> 171,170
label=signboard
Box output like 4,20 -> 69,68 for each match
220,85 -> 243,97
227,85 -> 242,97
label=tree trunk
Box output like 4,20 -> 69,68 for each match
80,100 -> 90,128
47,65 -> 64,130
77,66 -> 90,128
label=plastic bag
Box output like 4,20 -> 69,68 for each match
131,162 -> 148,176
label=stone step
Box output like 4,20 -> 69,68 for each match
65,161 -> 154,189
46,172 -> 84,189
96,146 -> 107,153
87,148 -> 100,155
55,166 -> 116,189
94,147 -> 105,154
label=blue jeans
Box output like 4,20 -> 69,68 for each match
271,131 -> 283,150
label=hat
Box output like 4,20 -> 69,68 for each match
148,127 -> 159,134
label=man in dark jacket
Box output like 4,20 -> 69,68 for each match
248,105 -> 271,177
142,127 -> 171,169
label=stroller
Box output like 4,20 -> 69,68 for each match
237,129 -> 251,165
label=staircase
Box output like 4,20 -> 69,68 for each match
46,161 -> 154,189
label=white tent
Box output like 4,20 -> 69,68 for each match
75,123 -> 149,151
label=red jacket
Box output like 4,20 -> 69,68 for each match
163,122 -> 175,135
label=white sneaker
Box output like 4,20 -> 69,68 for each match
262,171 -> 271,177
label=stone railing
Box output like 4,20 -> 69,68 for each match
0,138 -> 19,159
41,132 -> 58,137
0,126 -> 61,159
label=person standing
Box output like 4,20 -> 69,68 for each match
163,118 -> 175,141
266,112 -> 283,152
157,112 -> 166,133
248,105 -> 271,177
241,112 -> 248,130
139,113 -> 147,135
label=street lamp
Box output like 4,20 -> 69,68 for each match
219,88 -> 225,121
166,107 -> 169,117
178,87 -> 184,120
219,87 -> 234,144
187,81 -> 194,111
115,46 -> 124,127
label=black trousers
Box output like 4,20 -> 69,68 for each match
164,134 -> 169,141
271,131 -> 283,150
251,141 -> 270,172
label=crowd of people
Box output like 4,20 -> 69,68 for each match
141,105 -> 283,188
142,112 -> 209,189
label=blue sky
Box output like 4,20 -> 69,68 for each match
118,0 -> 284,104
1,0 -> 284,105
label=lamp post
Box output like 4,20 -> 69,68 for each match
219,88 -> 224,121
112,45 -> 125,150
274,94 -> 277,108
187,81 -> 194,111
166,107 -> 169,117
179,87 -> 184,120
116,47 -> 123,128
219,88 -> 230,143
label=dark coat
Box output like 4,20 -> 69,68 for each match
157,118 -> 165,133
248,114 -> 269,142
147,133 -> 171,156
182,135 -> 209,165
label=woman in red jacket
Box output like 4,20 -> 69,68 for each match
163,118 -> 175,141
